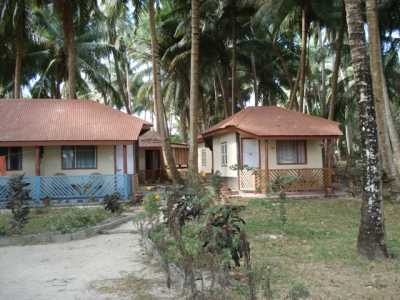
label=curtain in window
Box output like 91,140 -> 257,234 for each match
62,146 -> 75,169
75,146 -> 96,169
277,141 -> 306,164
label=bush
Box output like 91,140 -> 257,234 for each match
49,208 -> 110,234
7,175 -> 31,233
103,193 -> 122,214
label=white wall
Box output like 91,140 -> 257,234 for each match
41,145 -> 115,176
212,132 -> 238,177
198,143 -> 213,174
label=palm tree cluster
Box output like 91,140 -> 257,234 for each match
1,0 -> 400,258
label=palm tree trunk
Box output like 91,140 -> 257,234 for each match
366,0 -> 400,181
13,1 -> 24,99
148,0 -> 182,184
328,19 -> 345,121
298,6 -> 309,112
56,0 -> 76,99
344,0 -> 388,259
188,0 -> 200,181
288,68 -> 300,110
250,53 -> 259,106
231,3 -> 237,115
216,68 -> 229,117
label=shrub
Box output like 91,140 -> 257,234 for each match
210,171 -> 223,200
103,193 -> 122,214
49,208 -> 110,233
6,175 -> 31,233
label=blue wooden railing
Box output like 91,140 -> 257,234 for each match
0,174 -> 133,208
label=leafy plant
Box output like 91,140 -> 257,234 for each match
143,192 -> 162,220
210,171 -> 223,200
6,175 -> 31,233
202,205 -> 246,267
49,208 -> 110,234
103,193 -> 122,214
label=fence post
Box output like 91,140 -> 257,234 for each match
33,176 -> 41,203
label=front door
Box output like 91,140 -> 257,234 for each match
240,139 -> 259,191
145,150 -> 161,181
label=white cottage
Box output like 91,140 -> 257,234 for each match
198,106 -> 342,193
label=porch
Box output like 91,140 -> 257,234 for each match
239,168 -> 333,193
0,174 -> 133,208
238,138 -> 335,193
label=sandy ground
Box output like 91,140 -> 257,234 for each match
0,221 -> 180,300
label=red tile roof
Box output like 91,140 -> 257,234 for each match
139,130 -> 188,148
0,99 -> 151,146
202,106 -> 342,138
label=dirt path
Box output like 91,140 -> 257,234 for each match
0,221 -> 180,300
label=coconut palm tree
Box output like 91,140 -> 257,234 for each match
188,0 -> 200,180
344,0 -> 388,259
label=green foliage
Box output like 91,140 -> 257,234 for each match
210,171 -> 223,199
6,175 -> 31,233
103,193 -> 122,214
143,192 -> 162,220
49,208 -> 111,234
288,282 -> 310,300
202,205 -> 247,267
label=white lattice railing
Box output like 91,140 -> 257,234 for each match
0,174 -> 132,207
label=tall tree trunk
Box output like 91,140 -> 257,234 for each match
148,0 -> 182,184
56,0 -> 77,99
108,24 -> 131,114
344,0 -> 388,259
188,0 -> 200,181
288,68 -> 300,110
13,1 -> 24,99
298,6 -> 309,112
319,32 -> 326,116
231,2 -> 237,115
250,53 -> 259,106
366,0 -> 400,182
328,19 -> 345,121
216,68 -> 229,117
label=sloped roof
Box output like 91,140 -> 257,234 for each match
202,106 -> 342,138
0,99 -> 151,146
139,130 -> 188,148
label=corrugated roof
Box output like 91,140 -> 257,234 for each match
139,130 -> 188,148
0,99 -> 151,145
202,106 -> 342,138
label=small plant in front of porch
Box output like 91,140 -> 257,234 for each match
103,193 -> 122,214
210,171 -> 223,200
268,175 -> 297,230
6,175 -> 31,233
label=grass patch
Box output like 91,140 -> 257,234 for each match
241,197 -> 400,298
0,207 -> 113,236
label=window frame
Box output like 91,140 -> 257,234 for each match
221,142 -> 228,167
276,140 -> 307,165
61,146 -> 98,170
0,147 -> 23,171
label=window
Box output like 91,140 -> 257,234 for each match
62,146 -> 97,169
201,148 -> 207,167
276,141 -> 306,165
221,142 -> 228,167
0,147 -> 23,171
